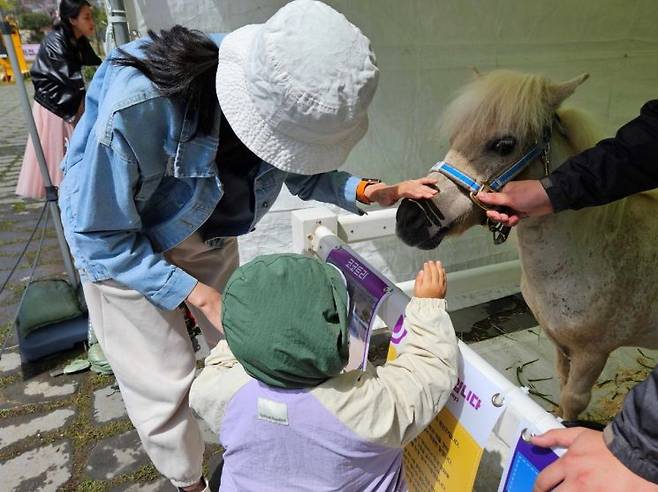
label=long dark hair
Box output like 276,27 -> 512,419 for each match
112,26 -> 219,135
58,0 -> 91,33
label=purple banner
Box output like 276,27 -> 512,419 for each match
327,247 -> 389,299
390,315 -> 407,345
326,246 -> 391,370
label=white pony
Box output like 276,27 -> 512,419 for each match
396,70 -> 658,419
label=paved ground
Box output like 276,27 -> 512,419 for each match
0,81 -> 541,491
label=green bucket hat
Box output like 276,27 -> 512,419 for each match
222,254 -> 350,389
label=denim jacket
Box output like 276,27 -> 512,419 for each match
59,34 -> 362,311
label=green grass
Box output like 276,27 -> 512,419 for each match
11,203 -> 26,213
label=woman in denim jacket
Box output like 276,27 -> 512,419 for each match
59,2 -> 437,490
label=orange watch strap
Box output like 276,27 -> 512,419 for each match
356,179 -> 370,204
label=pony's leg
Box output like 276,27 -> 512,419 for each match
559,352 -> 608,420
555,346 -> 570,388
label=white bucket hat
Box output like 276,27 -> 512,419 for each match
215,0 -> 379,175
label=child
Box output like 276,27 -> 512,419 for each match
190,254 -> 458,491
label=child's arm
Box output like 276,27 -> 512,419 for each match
312,261 -> 458,448
189,340 -> 252,434
376,260 -> 457,446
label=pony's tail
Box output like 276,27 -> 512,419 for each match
113,26 -> 219,134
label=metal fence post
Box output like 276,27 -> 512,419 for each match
108,0 -> 130,46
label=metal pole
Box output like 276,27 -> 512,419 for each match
0,21 -> 79,289
108,0 -> 130,46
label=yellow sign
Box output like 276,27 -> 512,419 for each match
404,408 -> 482,492
388,313 -> 505,491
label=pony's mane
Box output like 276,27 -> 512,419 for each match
441,70 -> 555,146
555,106 -> 604,153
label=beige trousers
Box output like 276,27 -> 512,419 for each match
82,234 -> 239,488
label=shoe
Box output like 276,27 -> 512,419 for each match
178,477 -> 209,492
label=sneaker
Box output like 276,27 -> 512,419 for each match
178,477 -> 209,492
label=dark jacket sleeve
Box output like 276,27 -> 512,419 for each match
542,100 -> 658,211
78,36 -> 102,67
30,28 -> 101,121
604,364 -> 658,483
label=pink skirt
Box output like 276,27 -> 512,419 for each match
15,102 -> 75,200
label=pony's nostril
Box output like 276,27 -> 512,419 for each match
396,199 -> 429,230
395,198 -> 450,249
399,198 -> 446,228
395,199 -> 438,246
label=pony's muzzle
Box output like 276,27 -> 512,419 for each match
395,198 -> 448,250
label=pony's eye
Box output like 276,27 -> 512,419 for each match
490,136 -> 517,156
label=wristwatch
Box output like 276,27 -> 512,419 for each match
356,178 -> 382,205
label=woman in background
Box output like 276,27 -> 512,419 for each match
15,0 -> 101,199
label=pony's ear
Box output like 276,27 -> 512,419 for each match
471,66 -> 482,79
548,73 -> 590,108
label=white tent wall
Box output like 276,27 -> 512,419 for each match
122,0 -> 658,284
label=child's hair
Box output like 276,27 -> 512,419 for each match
112,26 -> 219,135
58,0 -> 91,31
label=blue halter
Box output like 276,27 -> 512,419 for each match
430,141 -> 548,194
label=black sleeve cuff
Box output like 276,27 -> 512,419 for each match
540,176 -> 571,213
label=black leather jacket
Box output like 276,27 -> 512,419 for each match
30,25 -> 101,121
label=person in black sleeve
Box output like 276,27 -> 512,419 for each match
15,0 -> 101,199
478,100 -> 658,491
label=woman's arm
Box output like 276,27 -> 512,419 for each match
543,99 -> 658,211
284,171 -> 438,212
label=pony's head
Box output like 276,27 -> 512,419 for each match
396,70 -> 589,249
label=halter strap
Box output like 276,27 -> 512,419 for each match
488,144 -> 546,191
430,140 -> 547,193
430,162 -> 482,194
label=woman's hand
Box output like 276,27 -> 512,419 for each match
365,177 -> 438,207
186,281 -> 223,334
532,427 -> 658,492
414,261 -> 447,299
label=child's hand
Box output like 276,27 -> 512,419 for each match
414,261 -> 447,299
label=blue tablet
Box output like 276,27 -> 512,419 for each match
502,436 -> 560,492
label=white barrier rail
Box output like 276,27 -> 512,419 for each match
292,207 -> 522,311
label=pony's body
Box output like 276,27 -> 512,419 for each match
395,70 -> 658,419
518,122 -> 658,417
